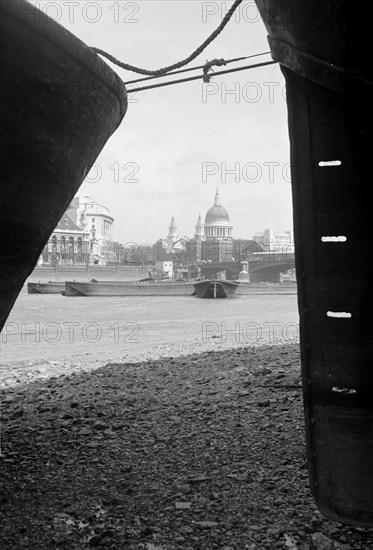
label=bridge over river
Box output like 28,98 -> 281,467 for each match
197,252 -> 296,282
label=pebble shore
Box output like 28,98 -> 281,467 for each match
1,342 -> 373,549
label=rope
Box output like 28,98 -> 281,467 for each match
123,52 -> 271,85
126,60 -> 277,93
92,0 -> 244,76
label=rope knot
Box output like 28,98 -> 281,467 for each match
203,58 -> 227,83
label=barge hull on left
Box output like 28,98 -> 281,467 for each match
0,0 -> 127,332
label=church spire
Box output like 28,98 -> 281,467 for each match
168,215 -> 177,244
194,213 -> 204,239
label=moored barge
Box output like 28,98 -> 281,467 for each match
64,280 -> 195,297
193,280 -> 238,299
27,282 -> 66,294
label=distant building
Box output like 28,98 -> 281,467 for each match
157,188 -> 234,265
155,261 -> 173,278
204,188 -> 233,241
41,209 -> 90,265
186,188 -> 235,264
252,228 -> 294,253
153,215 -> 187,262
152,190 -> 294,271
233,239 -> 265,261
153,239 -> 172,262
77,196 -> 114,264
194,214 -> 205,241
185,214 -> 206,264
42,196 -> 115,265
201,188 -> 234,263
167,215 -> 178,246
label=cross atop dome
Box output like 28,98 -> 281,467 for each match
214,187 -> 220,206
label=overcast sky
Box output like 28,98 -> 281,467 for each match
30,0 -> 292,245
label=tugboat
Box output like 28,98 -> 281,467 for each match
193,280 -> 238,299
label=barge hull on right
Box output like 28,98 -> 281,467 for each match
255,0 -> 373,525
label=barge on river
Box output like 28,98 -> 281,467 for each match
64,280 -> 195,297
27,282 -> 66,294
193,280 -> 238,299
236,282 -> 297,296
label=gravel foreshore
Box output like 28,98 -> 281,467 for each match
1,343 -> 373,549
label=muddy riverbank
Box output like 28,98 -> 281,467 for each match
1,344 -> 373,549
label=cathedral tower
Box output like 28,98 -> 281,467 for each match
194,214 -> 205,240
168,215 -> 177,245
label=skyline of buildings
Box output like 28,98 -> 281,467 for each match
33,0 -> 293,268
146,193 -> 294,249
40,191 -> 294,266
154,188 -> 294,265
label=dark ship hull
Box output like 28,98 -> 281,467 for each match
255,0 -> 373,526
193,280 -> 238,299
0,0 -> 127,331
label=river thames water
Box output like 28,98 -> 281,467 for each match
0,292 -> 300,365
